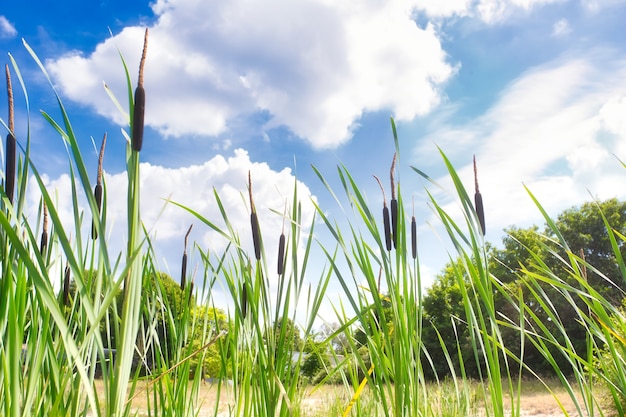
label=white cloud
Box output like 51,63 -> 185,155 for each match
27,149 -> 318,285
414,0 -> 565,22
45,1 -> 455,150
552,18 -> 572,36
415,50 -> 626,236
0,16 -> 17,38
582,0 -> 626,12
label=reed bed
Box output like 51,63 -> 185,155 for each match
0,36 -> 624,417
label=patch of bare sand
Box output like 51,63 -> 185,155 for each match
94,379 -> 607,416
503,389 -> 588,417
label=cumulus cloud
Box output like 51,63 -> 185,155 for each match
28,149 -> 317,287
46,0 -> 455,149
0,16 -> 17,38
414,50 -> 626,234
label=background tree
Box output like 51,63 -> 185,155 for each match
189,306 -> 229,379
493,199 -> 626,375
421,258 -> 480,379
422,199 -> 626,378
269,317 -> 303,352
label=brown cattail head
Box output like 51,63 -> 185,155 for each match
92,184 -> 102,240
5,133 -> 15,204
180,253 -> 188,289
248,171 -> 261,261
277,202 -> 286,275
92,133 -> 106,240
63,262 -> 71,306
374,175 -> 392,251
277,233 -> 285,275
181,224 -> 193,289
131,29 -> 148,153
5,65 -> 16,204
473,155 -> 486,236
389,153 -> 398,249
40,202 -> 48,255
241,281 -> 248,319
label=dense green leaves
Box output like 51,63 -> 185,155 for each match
423,198 -> 626,378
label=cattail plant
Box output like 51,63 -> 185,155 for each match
248,171 -> 261,261
131,29 -> 148,152
277,202 -> 286,275
374,175 -> 392,251
4,64 -> 16,204
180,224 -> 193,289
40,202 -> 48,255
473,155 -> 486,235
390,153 -> 398,249
91,133 -> 106,239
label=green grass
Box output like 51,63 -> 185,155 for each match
1,38 -> 625,417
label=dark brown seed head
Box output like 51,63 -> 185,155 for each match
473,155 -> 486,236
241,282 -> 248,319
181,224 -> 193,289
92,184 -> 102,239
132,29 -> 148,153
251,213 -> 261,261
63,262 -> 71,306
475,192 -> 485,236
131,86 -> 145,152
389,153 -> 398,249
277,233 -> 285,275
383,207 -> 392,252
5,65 -> 15,204
5,133 -> 15,204
92,133 -> 106,239
277,202 -> 287,275
248,171 -> 261,261
40,202 -> 48,255
181,253 -> 188,290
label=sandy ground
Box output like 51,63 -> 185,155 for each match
95,379 -> 598,416
500,389 -> 588,417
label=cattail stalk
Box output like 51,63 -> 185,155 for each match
473,155 -> 486,236
92,133 -> 107,239
374,175 -> 392,252
181,224 -> 193,289
132,29 -> 148,152
40,202 -> 48,255
390,153 -> 398,249
249,171 -> 261,261
5,64 -> 16,204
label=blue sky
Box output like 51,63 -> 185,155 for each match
1,0 -> 626,319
